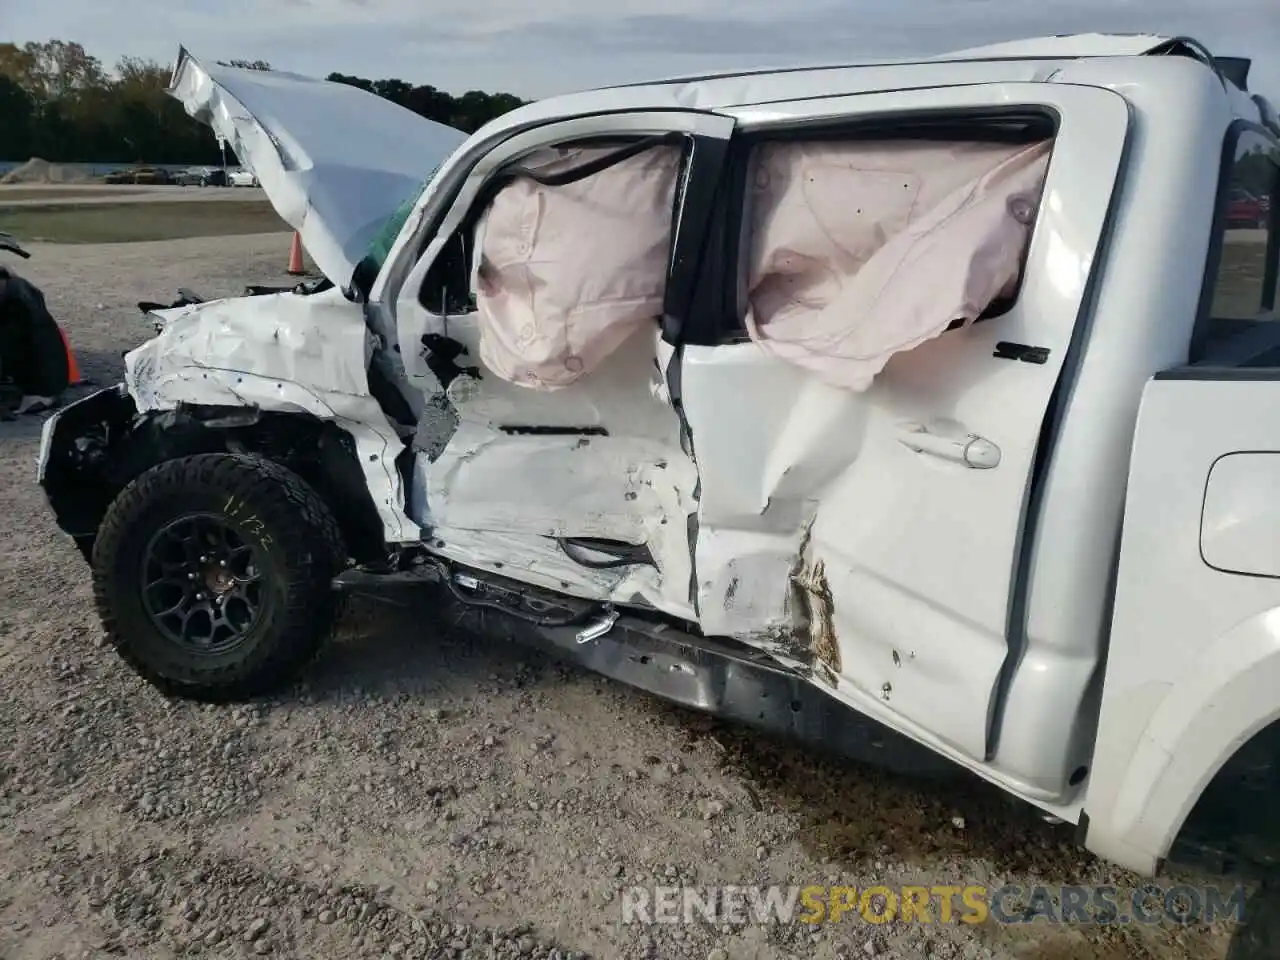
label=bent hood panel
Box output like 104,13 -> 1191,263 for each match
169,48 -> 467,288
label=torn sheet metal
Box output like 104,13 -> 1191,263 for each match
401,320 -> 699,618
793,556 -> 841,687
420,419 -> 699,619
680,349 -> 872,643
125,290 -> 418,543
168,47 -> 467,289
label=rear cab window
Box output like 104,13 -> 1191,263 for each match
1195,127 -> 1280,358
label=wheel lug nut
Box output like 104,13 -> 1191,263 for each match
195,592 -> 206,601
187,572 -> 197,580
219,560 -> 228,567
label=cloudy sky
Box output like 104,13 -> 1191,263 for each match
3,0 -> 1277,100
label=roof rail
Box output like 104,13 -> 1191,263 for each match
1146,37 -> 1232,92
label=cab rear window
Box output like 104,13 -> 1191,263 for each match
1205,132 -> 1279,323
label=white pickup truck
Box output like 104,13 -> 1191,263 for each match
35,34 -> 1280,883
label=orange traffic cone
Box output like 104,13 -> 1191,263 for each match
286,230 -> 305,275
57,324 -> 82,386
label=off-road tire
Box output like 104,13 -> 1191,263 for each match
92,453 -> 347,701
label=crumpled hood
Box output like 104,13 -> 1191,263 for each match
168,48 -> 468,289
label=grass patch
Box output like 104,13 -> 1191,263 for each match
0,200 -> 289,243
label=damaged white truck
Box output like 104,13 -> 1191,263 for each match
35,35 -> 1280,880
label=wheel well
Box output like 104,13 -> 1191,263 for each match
1168,718 -> 1280,877
43,396 -> 389,565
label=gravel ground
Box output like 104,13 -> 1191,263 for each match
0,185 -> 269,207
0,235 -> 1253,959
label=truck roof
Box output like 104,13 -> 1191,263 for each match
622,32 -> 1188,86
479,33 -> 1278,142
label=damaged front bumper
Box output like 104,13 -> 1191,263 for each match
37,383 -> 136,541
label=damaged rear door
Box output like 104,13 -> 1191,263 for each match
678,83 -> 1129,773
391,110 -> 735,619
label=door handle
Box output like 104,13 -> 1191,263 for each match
897,423 -> 1001,469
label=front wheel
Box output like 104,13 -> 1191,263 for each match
92,453 -> 347,701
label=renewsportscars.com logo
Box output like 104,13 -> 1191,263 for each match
620,883 -> 1248,927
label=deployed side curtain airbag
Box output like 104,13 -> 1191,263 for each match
472,144 -> 682,390
744,139 -> 1053,391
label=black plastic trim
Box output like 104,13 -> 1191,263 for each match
993,342 -> 1051,364
661,133 -> 733,344
1155,366 -> 1280,382
498,425 -> 609,436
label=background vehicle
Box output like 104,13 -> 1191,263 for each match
102,166 -> 173,185
36,36 -> 1280,885
227,167 -> 258,187
1227,188 -> 1270,228
173,165 -> 227,187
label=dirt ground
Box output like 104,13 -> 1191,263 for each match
0,234 -> 1258,960
0,185 -> 270,206
0,187 -> 154,203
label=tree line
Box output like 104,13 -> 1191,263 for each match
0,40 -> 527,165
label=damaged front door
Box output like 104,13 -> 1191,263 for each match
679,83 -> 1129,778
392,110 -> 735,619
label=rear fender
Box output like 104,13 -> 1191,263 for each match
1084,361 -> 1280,875
1084,609 -> 1280,874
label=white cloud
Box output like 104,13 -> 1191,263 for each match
2,0 -> 1276,98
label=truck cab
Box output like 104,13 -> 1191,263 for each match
36,34 -> 1280,880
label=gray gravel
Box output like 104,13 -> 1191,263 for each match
0,184 -> 270,207
0,234 -> 1247,959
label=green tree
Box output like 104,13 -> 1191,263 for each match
0,75 -> 35,159
2,39 -> 527,163
217,59 -> 273,71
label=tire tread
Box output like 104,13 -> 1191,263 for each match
91,453 -> 347,701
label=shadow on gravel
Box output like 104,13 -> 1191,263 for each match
311,592 -> 1069,878
299,594 -> 563,703
306,591 -> 1058,855
65,346 -> 129,383
287,590 -> 1251,960
654,698 -> 1069,876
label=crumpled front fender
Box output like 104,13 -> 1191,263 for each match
126,290 -> 419,544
